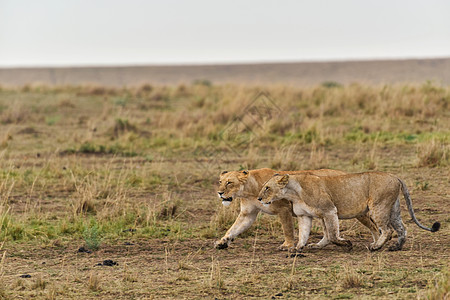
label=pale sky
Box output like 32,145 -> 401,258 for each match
1,0 -> 449,67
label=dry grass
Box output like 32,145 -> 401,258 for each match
341,264 -> 364,289
88,273 -> 101,292
423,268 -> 449,300
270,145 -> 303,171
0,83 -> 448,299
417,139 -> 449,167
31,275 -> 47,290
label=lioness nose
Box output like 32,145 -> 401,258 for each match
218,192 -> 224,195
257,197 -> 262,201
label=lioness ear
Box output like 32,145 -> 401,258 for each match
220,170 -> 228,175
237,170 -> 249,182
277,174 -> 289,186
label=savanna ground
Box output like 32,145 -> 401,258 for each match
0,82 -> 449,299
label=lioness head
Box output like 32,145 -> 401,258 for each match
257,174 -> 290,205
217,170 -> 249,206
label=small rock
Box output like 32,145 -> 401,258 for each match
286,253 -> 306,258
77,246 -> 92,254
20,274 -> 31,278
275,292 -> 283,296
124,242 -> 134,246
96,259 -> 118,266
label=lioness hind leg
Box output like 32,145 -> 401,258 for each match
323,212 -> 352,249
356,214 -> 380,243
369,227 -> 393,251
368,213 -> 394,251
388,199 -> 407,251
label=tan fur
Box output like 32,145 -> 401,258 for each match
216,168 -> 349,250
258,172 -> 440,251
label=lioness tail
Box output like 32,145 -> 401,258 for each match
398,179 -> 440,232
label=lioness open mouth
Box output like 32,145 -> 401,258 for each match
221,197 -> 233,206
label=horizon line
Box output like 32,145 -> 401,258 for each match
1,55 -> 449,69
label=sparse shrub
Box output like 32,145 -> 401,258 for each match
303,127 -> 318,144
77,85 -> 117,96
341,265 -> 363,289
207,256 -> 224,289
31,275 -> 47,290
192,79 -> 212,87
364,159 -> 377,170
83,221 -> 101,251
159,204 -> 177,219
175,84 -> 190,97
45,115 -> 60,126
0,132 -> 12,149
58,99 -> 76,108
421,80 -> 445,94
416,181 -> 430,191
88,273 -> 101,292
150,92 -> 167,101
112,118 -> 138,138
308,143 -> 329,169
78,142 -> 97,154
424,269 -> 449,300
0,102 -> 30,124
151,192 -> 182,221
322,81 -> 342,88
138,83 -> 153,93
114,97 -> 128,107
270,145 -> 302,171
417,140 -> 449,167
46,285 -> 58,300
0,285 -> 7,300
207,199 -> 240,234
72,184 -> 96,216
64,142 -> 138,157
8,223 -> 25,241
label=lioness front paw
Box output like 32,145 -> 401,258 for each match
368,243 -> 380,252
214,239 -> 230,250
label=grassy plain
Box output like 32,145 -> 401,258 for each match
0,82 -> 449,299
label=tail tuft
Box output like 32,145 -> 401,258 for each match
431,222 -> 440,232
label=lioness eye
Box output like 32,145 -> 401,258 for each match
219,181 -> 222,184
265,186 -> 269,191
226,182 -> 231,185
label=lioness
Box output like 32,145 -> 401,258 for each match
257,172 -> 440,251
216,168 -> 381,250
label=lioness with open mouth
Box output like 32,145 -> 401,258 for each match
257,172 -> 440,251
215,168 -> 382,250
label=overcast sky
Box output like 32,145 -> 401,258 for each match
1,0 -> 449,67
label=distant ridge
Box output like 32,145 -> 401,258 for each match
0,58 -> 449,86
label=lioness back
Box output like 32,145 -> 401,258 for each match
298,172 -> 401,219
249,168 -> 346,190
